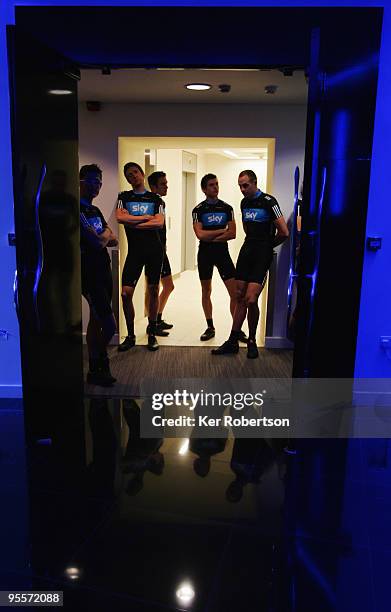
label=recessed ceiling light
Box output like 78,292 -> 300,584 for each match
48,89 -> 73,95
185,83 -> 211,91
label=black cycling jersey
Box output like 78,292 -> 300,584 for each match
117,190 -> 164,244
241,190 -> 282,242
80,200 -> 110,267
192,199 -> 234,236
80,200 -> 113,318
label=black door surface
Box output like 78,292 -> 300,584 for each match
293,12 -> 383,378
7,27 -> 83,399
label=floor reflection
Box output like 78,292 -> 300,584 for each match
1,395 -> 391,611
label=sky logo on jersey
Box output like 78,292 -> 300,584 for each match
126,201 -> 155,215
202,212 -> 228,226
243,208 -> 269,222
88,216 -> 104,234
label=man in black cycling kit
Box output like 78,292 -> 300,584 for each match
116,162 -> 164,352
147,171 -> 174,336
80,164 -> 118,386
192,173 -> 247,343
212,170 -> 289,359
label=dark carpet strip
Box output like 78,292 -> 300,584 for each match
84,345 -> 293,398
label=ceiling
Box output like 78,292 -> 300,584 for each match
79,69 -> 308,105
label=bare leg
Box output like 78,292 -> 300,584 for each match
201,279 -> 213,320
224,277 -> 237,319
158,275 -> 175,316
121,285 -> 135,337
231,281 -> 248,332
147,284 -> 160,323
245,282 -> 264,340
86,312 -> 103,360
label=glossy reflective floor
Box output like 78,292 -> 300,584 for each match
2,397 -> 391,611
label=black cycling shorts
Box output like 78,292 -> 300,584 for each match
122,240 -> 164,287
161,253 -> 172,279
235,239 -> 273,285
82,261 -> 113,320
197,243 -> 236,282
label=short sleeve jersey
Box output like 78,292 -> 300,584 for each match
241,191 -> 283,242
192,199 -> 234,238
117,190 -> 163,244
80,200 -> 110,267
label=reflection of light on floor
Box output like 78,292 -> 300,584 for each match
178,438 -> 190,455
134,269 -> 261,346
64,566 -> 82,581
176,581 -> 195,605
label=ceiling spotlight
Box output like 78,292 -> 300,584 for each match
218,83 -> 231,93
48,89 -> 73,95
185,83 -> 211,91
264,85 -> 278,95
101,66 -> 111,75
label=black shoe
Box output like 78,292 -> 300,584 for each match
200,327 -> 215,341
211,340 -> 239,355
86,370 -> 114,387
238,330 -> 248,343
148,324 -> 169,337
118,336 -> 136,352
147,334 -> 159,351
100,355 -> 117,384
159,319 -> 173,330
247,339 -> 259,359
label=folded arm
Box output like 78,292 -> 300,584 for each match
133,213 -> 164,230
212,220 -> 236,242
116,208 -> 153,226
193,222 -> 226,242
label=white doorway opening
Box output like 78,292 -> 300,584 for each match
117,137 -> 275,347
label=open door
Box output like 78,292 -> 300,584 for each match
7,27 -> 83,400
293,18 -> 382,377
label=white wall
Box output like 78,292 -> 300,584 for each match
78,104 -> 306,342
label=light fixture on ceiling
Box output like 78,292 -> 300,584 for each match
185,83 -> 211,91
264,84 -> 278,95
48,89 -> 73,95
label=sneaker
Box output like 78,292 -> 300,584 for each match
247,339 -> 259,359
86,370 -> 114,387
147,324 -> 169,337
159,319 -> 173,330
147,334 -> 159,351
238,330 -> 248,343
200,327 -> 215,341
211,339 -> 239,355
118,335 -> 136,352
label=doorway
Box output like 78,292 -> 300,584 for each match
116,138 -> 276,347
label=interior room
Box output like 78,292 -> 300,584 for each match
77,68 -> 307,359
